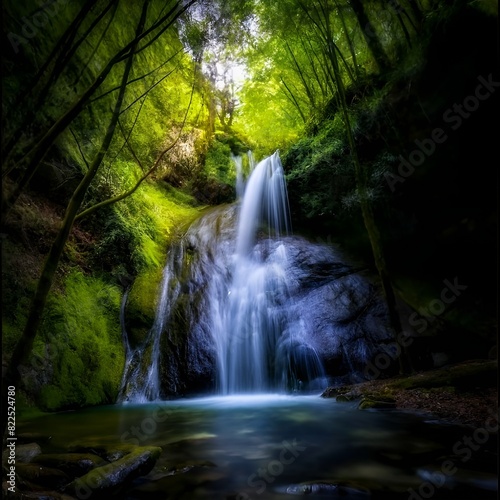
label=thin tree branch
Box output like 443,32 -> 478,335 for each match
76,67 -> 197,220
90,46 -> 185,104
69,128 -> 90,169
119,67 -> 177,115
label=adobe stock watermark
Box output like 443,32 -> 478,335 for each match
236,439 -> 307,499
385,73 -> 500,192
8,0 -> 70,54
364,277 -> 467,379
408,407 -> 499,500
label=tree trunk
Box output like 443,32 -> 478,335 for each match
2,0 -> 150,439
349,0 -> 391,72
334,0 -> 359,79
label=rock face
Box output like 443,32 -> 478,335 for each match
121,205 -> 397,399
271,237 -> 395,382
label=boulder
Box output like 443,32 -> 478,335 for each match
358,395 -> 396,410
15,463 -> 70,489
65,446 -> 161,498
3,443 -> 42,464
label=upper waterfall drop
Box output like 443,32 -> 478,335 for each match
231,154 -> 245,199
236,151 -> 291,257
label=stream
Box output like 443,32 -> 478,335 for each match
17,395 -> 497,499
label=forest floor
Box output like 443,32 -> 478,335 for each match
322,359 -> 498,428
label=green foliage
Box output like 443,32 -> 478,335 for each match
203,140 -> 234,185
233,77 -> 303,156
35,272 -> 124,411
91,180 -> 200,277
284,114 -> 354,220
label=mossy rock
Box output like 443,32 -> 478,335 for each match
33,272 -> 124,411
2,443 -> 42,463
65,446 -> 162,498
126,267 -> 164,348
16,463 -> 70,489
358,396 -> 396,410
321,385 -> 354,398
336,392 -> 360,402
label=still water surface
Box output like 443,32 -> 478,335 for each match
18,395 -> 497,499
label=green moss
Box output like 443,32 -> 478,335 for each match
128,268 -> 163,321
126,267 -> 164,348
358,397 -> 396,410
36,272 -> 125,411
114,181 -> 200,273
2,320 -> 22,355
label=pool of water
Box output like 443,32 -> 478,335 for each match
18,395 -> 497,499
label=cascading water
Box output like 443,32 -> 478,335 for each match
247,150 -> 256,171
231,154 -> 245,199
209,152 -> 325,394
118,152 -> 394,402
231,150 -> 256,199
117,249 -> 183,403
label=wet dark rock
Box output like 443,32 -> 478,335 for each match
284,482 -> 370,497
65,446 -> 161,498
3,443 -> 42,464
321,385 -> 352,398
336,392 -> 360,402
15,463 -> 70,489
358,395 -> 396,410
149,459 -> 216,480
32,453 -> 108,477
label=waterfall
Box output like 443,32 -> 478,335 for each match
118,151 -> 394,402
210,151 -> 319,394
117,249 -> 182,403
232,154 -> 245,199
247,150 -> 256,171
236,152 -> 290,256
